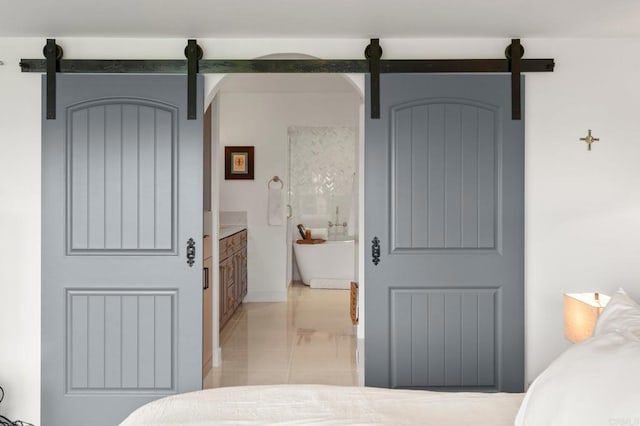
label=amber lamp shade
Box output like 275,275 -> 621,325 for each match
564,292 -> 610,343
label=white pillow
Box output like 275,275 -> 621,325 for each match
515,289 -> 640,426
593,288 -> 640,340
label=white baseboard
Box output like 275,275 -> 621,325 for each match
213,346 -> 222,368
356,337 -> 365,387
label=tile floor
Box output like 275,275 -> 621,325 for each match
203,282 -> 359,388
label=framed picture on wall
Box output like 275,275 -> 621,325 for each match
224,146 -> 255,180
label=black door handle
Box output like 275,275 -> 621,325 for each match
187,238 -> 196,267
372,237 -> 381,266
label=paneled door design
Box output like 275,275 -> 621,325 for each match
365,75 -> 524,392
42,75 -> 203,426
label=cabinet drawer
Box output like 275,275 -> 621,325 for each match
220,232 -> 244,258
230,234 -> 239,251
219,238 -> 230,261
229,233 -> 242,253
238,230 -> 247,248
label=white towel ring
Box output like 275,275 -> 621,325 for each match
268,176 -> 283,189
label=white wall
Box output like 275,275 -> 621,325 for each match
0,38 -> 42,425
522,38 -> 640,380
218,91 -> 360,301
2,36 -> 640,421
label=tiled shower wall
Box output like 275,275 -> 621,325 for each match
288,126 -> 356,233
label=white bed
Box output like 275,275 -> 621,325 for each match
121,384 -> 523,426
121,288 -> 640,426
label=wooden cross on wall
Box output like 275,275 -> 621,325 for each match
580,129 -> 600,151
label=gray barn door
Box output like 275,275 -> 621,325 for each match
364,74 -> 524,392
42,75 -> 203,425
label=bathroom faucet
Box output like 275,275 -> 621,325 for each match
328,206 -> 347,230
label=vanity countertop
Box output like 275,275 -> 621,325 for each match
219,225 -> 247,240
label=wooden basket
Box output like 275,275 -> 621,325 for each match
350,282 -> 359,325
295,239 -> 326,244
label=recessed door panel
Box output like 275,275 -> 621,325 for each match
391,100 -> 498,252
390,288 -> 497,388
66,290 -> 176,393
68,100 -> 177,254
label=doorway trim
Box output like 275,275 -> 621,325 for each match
203,56 -> 365,370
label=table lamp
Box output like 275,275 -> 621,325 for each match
564,292 -> 610,343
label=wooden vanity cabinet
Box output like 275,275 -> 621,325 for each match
219,229 -> 247,329
203,236 -> 213,376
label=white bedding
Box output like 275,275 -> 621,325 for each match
121,384 -> 523,426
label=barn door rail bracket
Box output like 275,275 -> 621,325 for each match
43,39 -> 63,120
506,39 -> 524,120
365,39 -> 382,119
185,39 -> 203,120
20,38 -> 554,121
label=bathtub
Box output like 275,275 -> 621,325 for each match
293,237 -> 355,289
